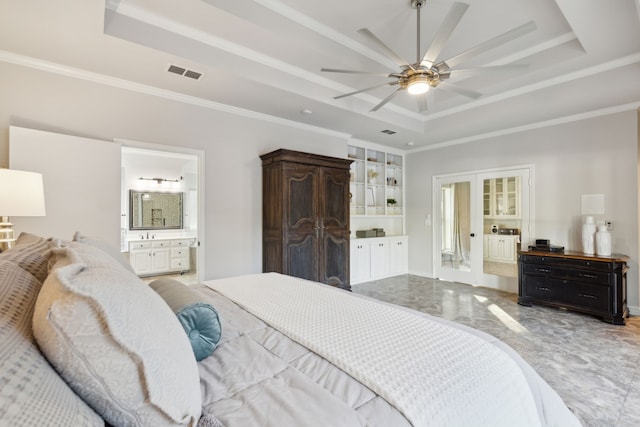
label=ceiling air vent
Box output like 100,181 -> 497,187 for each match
184,70 -> 202,80
168,65 -> 186,75
381,129 -> 397,135
167,65 -> 203,81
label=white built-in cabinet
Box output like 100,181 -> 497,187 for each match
129,238 -> 191,276
483,177 -> 520,218
483,235 -> 519,263
350,236 -> 408,284
348,145 -> 403,217
348,142 -> 407,284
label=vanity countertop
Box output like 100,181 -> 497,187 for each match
126,234 -> 196,242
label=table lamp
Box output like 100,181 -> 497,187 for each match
0,169 -> 46,251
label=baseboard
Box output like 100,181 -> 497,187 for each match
408,269 -> 434,278
628,305 -> 640,316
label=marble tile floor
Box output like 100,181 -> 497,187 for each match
351,275 -> 640,427
141,271 -> 199,285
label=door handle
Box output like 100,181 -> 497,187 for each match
470,233 -> 475,237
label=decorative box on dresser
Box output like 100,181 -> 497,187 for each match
260,149 -> 352,290
518,250 -> 629,324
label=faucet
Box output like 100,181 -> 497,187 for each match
146,231 -> 150,239
139,234 -> 144,240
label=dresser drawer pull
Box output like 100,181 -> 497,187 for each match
578,273 -> 598,279
578,293 -> 597,299
535,268 -> 551,274
535,286 -> 550,292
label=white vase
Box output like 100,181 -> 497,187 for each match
595,225 -> 611,256
581,216 -> 596,255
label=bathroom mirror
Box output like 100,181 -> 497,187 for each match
130,190 -> 183,230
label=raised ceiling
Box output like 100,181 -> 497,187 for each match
1,0 -> 640,150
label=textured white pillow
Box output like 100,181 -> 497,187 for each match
72,231 -> 136,274
33,243 -> 201,427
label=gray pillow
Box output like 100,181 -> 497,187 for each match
149,278 -> 222,361
33,244 -> 202,426
0,243 -> 104,425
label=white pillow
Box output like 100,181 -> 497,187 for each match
72,231 -> 135,274
33,243 -> 201,427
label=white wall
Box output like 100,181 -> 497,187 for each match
405,110 -> 640,310
0,60 -> 348,280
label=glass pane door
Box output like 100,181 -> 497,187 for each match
434,175 -> 481,285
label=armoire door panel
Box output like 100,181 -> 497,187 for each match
320,169 -> 349,228
286,169 -> 317,231
321,234 -> 349,286
287,234 -> 317,281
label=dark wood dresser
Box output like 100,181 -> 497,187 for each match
260,149 -> 352,290
518,250 -> 629,324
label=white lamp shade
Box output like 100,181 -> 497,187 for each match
0,169 -> 46,216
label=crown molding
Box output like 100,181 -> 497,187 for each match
0,49 -> 351,141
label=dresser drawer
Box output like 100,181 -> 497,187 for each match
522,263 -> 610,285
519,254 -> 611,272
522,276 -> 610,312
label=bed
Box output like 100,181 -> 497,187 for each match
0,232 -> 582,427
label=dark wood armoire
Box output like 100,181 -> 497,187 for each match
260,149 -> 352,290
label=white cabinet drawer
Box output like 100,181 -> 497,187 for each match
171,247 -> 188,258
171,239 -> 191,247
129,241 -> 152,250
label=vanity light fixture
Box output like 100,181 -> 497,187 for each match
138,176 -> 183,184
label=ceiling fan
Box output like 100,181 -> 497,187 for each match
321,0 -> 536,112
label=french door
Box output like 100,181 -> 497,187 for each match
433,168 -> 531,287
433,174 -> 482,284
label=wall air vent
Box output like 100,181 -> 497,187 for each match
381,129 -> 397,135
167,65 -> 203,80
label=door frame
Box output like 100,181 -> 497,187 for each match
117,138 -> 206,283
432,165 -> 533,289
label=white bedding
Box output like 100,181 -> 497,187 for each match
205,273 -> 582,427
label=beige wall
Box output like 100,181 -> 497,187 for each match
0,61 -> 349,280
405,110 -> 640,311
2,58 -> 638,312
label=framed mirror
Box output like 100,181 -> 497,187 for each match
130,190 -> 183,230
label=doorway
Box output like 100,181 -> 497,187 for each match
120,142 -> 205,284
433,167 -> 531,288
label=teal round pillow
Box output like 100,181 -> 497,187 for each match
149,278 -> 222,361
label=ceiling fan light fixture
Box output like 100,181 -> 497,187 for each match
405,74 -> 431,95
407,79 -> 430,95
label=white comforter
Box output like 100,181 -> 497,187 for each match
205,273 -> 581,427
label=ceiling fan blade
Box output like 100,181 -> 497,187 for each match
436,81 -> 482,99
416,93 -> 428,112
321,68 -> 400,78
420,2 -> 468,69
358,28 -> 415,71
334,81 -> 399,100
371,88 -> 403,112
440,21 -> 537,69
445,64 -> 529,79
